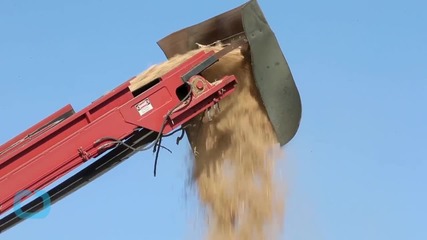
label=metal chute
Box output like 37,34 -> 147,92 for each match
157,0 -> 302,146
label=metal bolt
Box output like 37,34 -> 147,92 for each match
196,81 -> 204,90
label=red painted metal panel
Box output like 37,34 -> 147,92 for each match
0,105 -> 74,161
0,84 -> 136,212
0,50 -> 237,214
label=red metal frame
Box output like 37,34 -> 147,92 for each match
0,50 -> 237,214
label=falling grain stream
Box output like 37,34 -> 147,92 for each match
134,44 -> 285,240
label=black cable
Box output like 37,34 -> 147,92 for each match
163,123 -> 192,137
153,136 -> 162,176
153,83 -> 192,176
176,128 -> 185,145
152,84 -> 193,176
98,82 -> 196,177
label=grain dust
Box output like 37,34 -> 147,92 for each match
134,43 -> 285,240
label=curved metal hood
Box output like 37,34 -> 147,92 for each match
157,0 -> 302,146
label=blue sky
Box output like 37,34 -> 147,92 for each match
1,0 -> 426,239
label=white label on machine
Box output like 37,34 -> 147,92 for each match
136,98 -> 153,116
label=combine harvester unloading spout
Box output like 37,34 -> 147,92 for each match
0,0 -> 301,234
